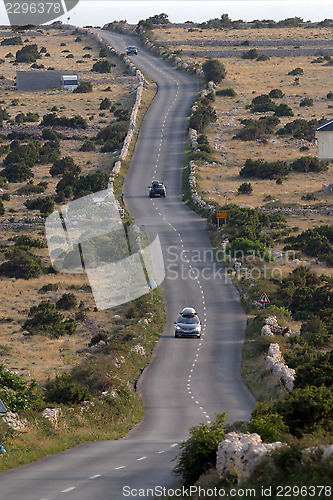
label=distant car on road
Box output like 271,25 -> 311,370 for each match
126,46 -> 138,55
174,307 -> 202,338
148,180 -> 166,198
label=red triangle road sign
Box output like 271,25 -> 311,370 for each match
259,292 -> 270,304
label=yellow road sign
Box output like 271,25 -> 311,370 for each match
216,210 -> 227,218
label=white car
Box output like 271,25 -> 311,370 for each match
174,307 -> 202,338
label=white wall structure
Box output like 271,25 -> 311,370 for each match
316,119 -> 333,160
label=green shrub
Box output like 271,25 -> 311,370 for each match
240,158 -> 291,179
300,97 -> 313,107
39,140 -> 61,164
256,54 -> 270,61
216,87 -> 236,97
0,363 -> 42,412
242,48 -> 258,59
202,59 -> 226,83
39,283 -> 59,293
327,91 -> 333,100
173,413 -> 226,486
291,156 -> 329,173
100,97 -> 112,109
276,118 -> 318,140
0,107 -> 10,124
79,140 -> 95,152
1,36 -> 22,46
92,59 -> 112,73
288,67 -> 304,76
56,293 -> 78,310
234,116 -> 280,141
0,248 -> 45,279
274,103 -> 294,117
238,182 -> 253,194
23,301 -> 77,338
25,196 -> 54,216
269,88 -> 284,98
73,81 -> 93,93
189,102 -> 217,132
250,94 -> 277,113
1,162 -> 33,183
89,332 -> 108,347
16,181 -> 47,194
41,113 -> 87,129
44,375 -> 90,404
97,122 -> 129,150
14,235 -> 46,248
42,129 -> 60,141
15,44 -> 40,63
50,156 -> 81,177
249,402 -> 289,441
227,237 -> 270,260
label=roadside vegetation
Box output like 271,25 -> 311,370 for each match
132,13 -> 333,497
0,24 -> 164,470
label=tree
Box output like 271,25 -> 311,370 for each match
202,59 -> 226,83
250,94 -> 277,113
16,44 -> 40,63
173,414 -> 226,486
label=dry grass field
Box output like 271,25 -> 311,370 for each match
155,25 -> 333,255
0,27 -> 140,380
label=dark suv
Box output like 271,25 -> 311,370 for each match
148,180 -> 166,198
126,46 -> 138,55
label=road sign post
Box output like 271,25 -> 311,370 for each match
258,293 -> 270,308
216,210 -> 227,228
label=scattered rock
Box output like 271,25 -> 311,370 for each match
2,411 -> 28,431
42,408 -> 61,428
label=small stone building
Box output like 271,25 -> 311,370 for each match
316,119 -> 333,160
16,70 -> 78,91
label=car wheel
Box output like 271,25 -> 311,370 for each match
175,333 -> 179,338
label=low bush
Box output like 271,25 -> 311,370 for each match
250,94 -> 277,113
25,196 -> 54,216
73,81 -> 93,93
16,181 -> 48,194
79,140 -> 95,152
39,283 -> 59,293
23,301 -> 77,338
14,235 -> 46,248
288,67 -> 304,76
238,182 -> 253,194
41,113 -> 87,129
0,363 -> 42,412
274,103 -> 294,117
216,87 -> 236,97
92,59 -> 112,73
300,97 -> 313,107
242,48 -> 258,59
173,414 -> 226,486
1,36 -> 22,46
100,97 -> 111,110
44,375 -> 90,404
189,102 -> 217,132
234,116 -> 280,141
0,247 -> 45,279
56,293 -> 78,310
0,198 -> 4,216
96,122 -> 128,151
15,44 -> 40,63
269,88 -> 284,98
276,118 -> 318,141
283,225 -> 333,265
89,332 -> 108,347
291,156 -> 329,173
240,158 -> 291,179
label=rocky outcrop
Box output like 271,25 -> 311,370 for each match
261,316 -> 299,338
2,411 -> 28,431
216,432 -> 283,482
42,408 -> 61,428
266,343 -> 296,391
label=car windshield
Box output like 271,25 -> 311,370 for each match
177,315 -> 199,324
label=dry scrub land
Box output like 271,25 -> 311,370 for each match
0,26 -> 141,381
155,25 -> 333,273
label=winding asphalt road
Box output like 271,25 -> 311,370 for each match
0,32 -> 255,499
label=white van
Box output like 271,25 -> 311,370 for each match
61,75 -> 78,91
